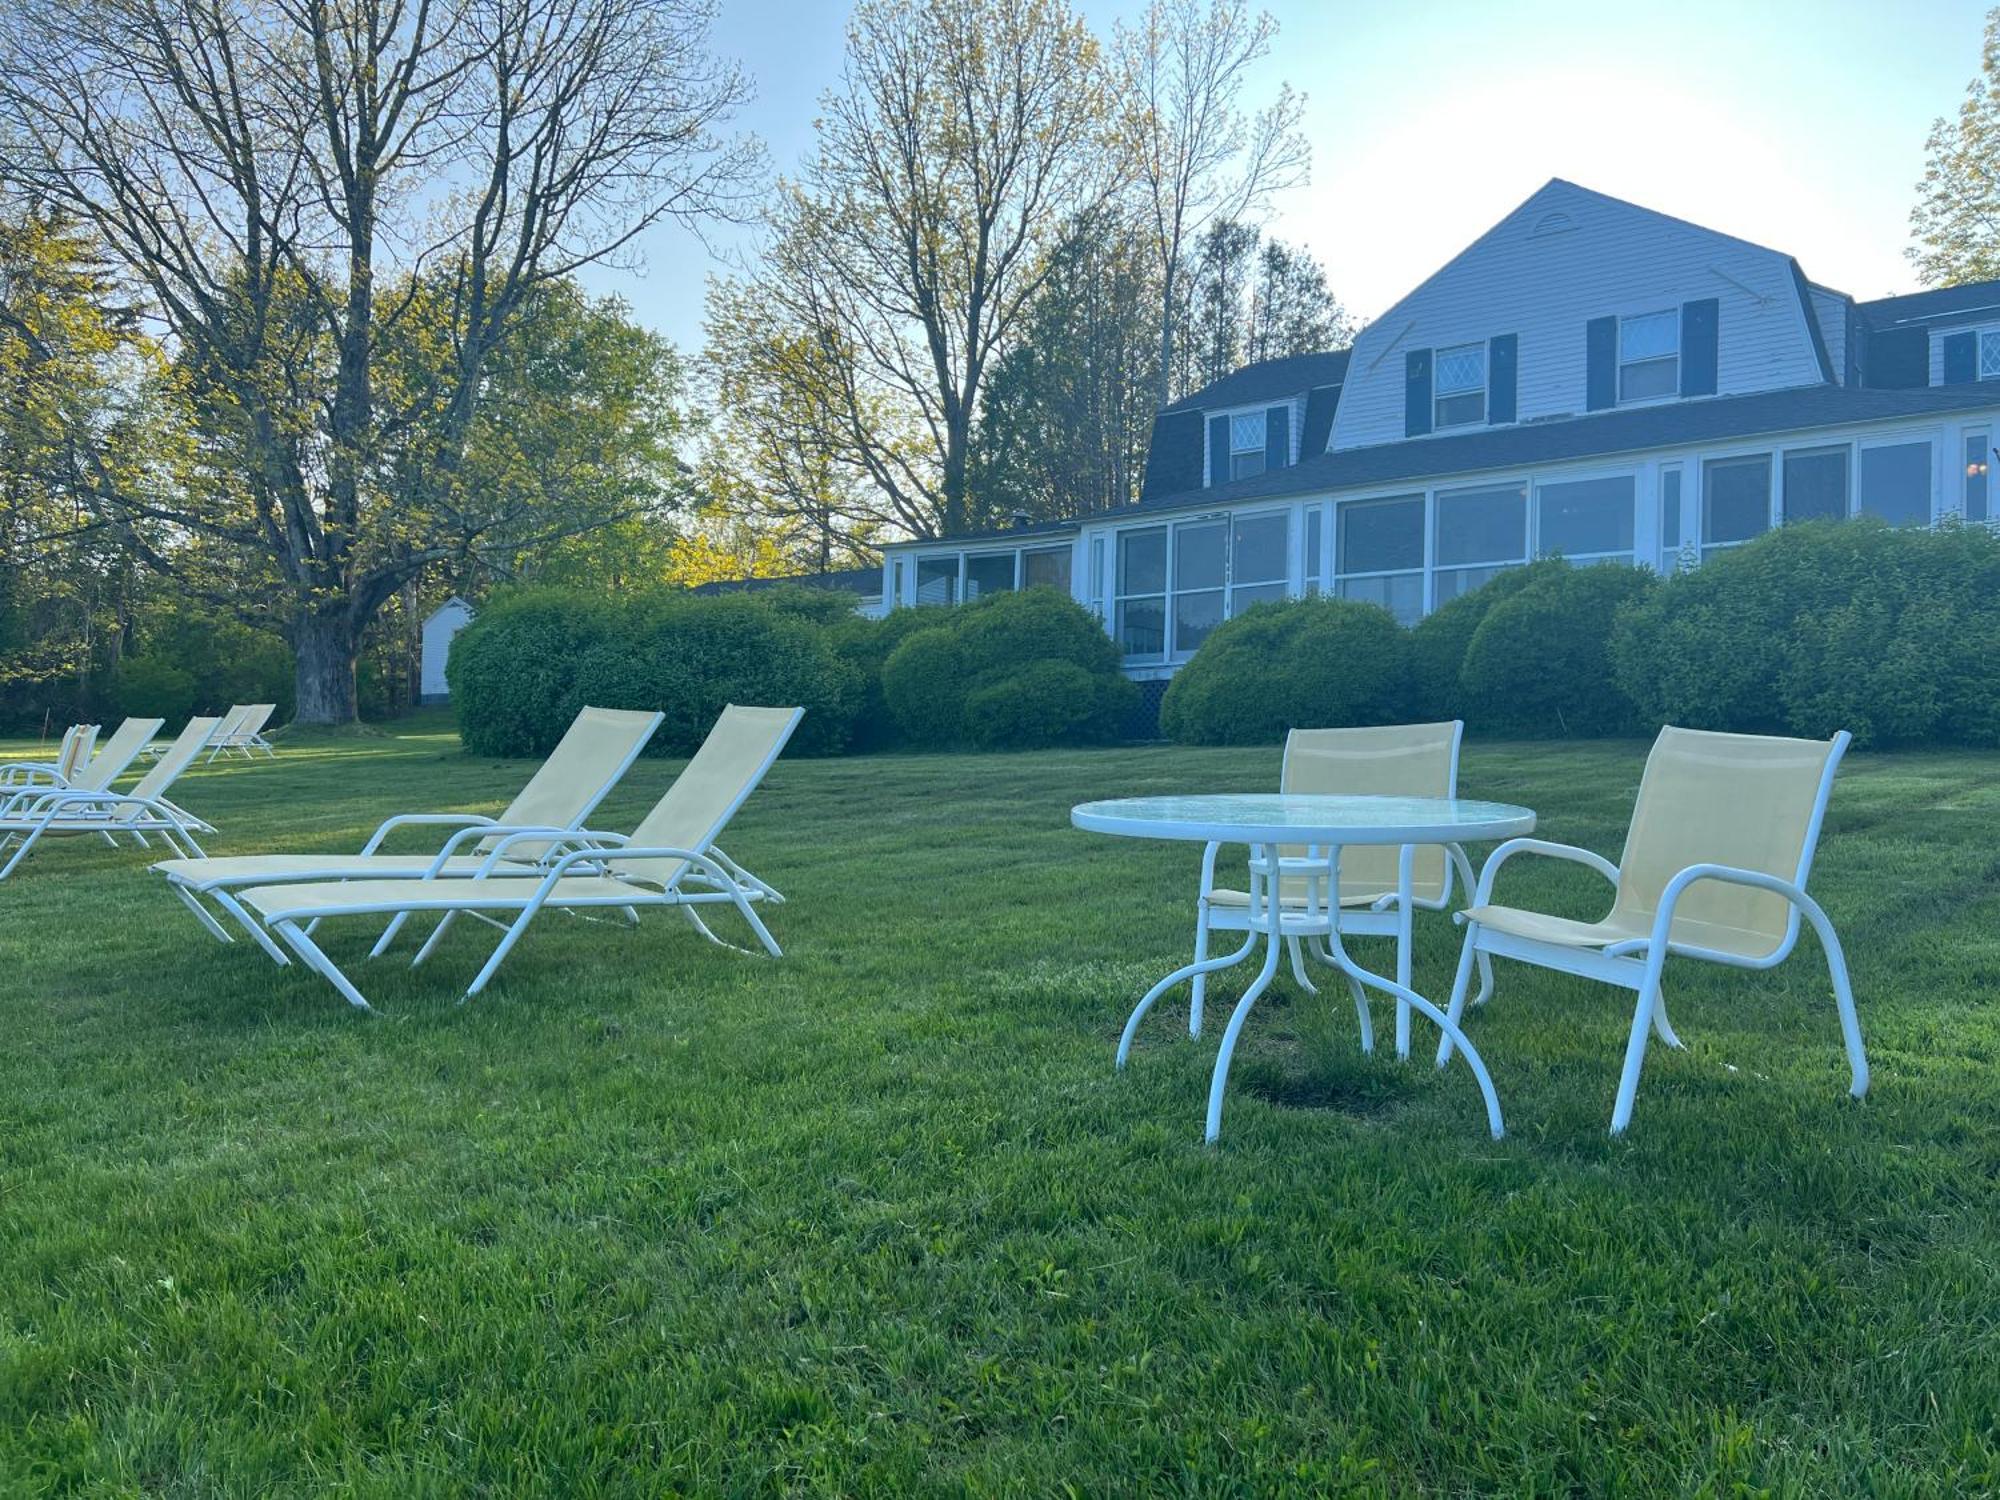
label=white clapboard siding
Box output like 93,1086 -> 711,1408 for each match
1330,180 -> 1829,452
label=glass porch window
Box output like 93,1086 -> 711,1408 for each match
1335,494 -> 1424,624
1535,474 -> 1635,564
1115,528 -> 1168,658
1089,537 -> 1107,619
1966,431 -> 1990,523
1303,507 -> 1325,595
914,556 -> 958,606
1701,454 -> 1771,556
963,552 -> 1017,600
1022,546 -> 1072,592
1781,446 -> 1849,525
1661,466 -> 1685,560
1434,482 -> 1527,603
1858,441 -> 1933,527
1228,512 -> 1289,614
1170,519 -> 1227,655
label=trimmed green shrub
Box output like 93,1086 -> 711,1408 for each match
1458,563 -> 1657,736
827,605 -> 952,752
1406,560 -> 1565,720
568,592 -> 861,757
1611,519 -> 2000,747
879,588 -> 1133,749
962,659 -> 1123,749
109,655 -> 197,722
1159,596 -> 1409,746
448,588 -> 625,756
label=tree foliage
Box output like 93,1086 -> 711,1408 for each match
1911,8 -> 2000,287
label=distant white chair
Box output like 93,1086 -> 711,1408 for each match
0,722 -> 96,788
1159,721 -> 1491,1061
0,717 -> 220,879
206,703 -> 278,759
1438,726 -> 1866,1135
0,718 -> 162,793
226,705 -> 804,1011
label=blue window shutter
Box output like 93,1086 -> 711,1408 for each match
1488,334 -> 1518,424
1265,404 -> 1290,469
1943,330 -> 1977,385
1404,349 -> 1432,437
1207,414 -> 1230,485
1585,317 -> 1617,410
1680,299 -> 1719,396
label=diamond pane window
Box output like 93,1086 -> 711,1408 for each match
1435,344 -> 1484,393
1230,413 -> 1265,452
1980,331 -> 2000,380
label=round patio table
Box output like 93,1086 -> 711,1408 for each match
1072,793 -> 1536,1142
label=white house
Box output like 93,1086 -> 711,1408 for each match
420,596 -> 476,704
879,179 -> 2000,717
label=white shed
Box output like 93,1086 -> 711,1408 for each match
420,596 -> 475,703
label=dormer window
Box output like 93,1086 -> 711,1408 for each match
1228,412 -> 1267,480
1981,331 -> 2000,379
1434,343 -> 1486,428
1619,310 -> 1679,401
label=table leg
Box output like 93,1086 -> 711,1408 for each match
1203,842 -> 1286,1143
1117,929 -> 1258,1068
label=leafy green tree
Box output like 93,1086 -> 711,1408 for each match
1911,7 -> 2000,286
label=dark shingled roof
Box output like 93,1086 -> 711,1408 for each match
1160,350 -> 1352,415
691,566 -> 881,597
1856,278 -> 2000,329
1108,381 -> 2000,521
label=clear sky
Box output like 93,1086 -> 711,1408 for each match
581,0 -> 1997,353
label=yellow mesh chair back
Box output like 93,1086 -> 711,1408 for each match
613,706 -> 804,889
1282,722 -> 1461,902
124,718 -> 221,819
72,717 -> 166,792
57,724 -> 98,781
486,706 -> 664,857
1610,727 -> 1844,961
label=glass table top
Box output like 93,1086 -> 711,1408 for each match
1070,794 -> 1537,845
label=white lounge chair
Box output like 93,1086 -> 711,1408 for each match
1132,721 -> 1493,1064
0,717 -> 220,879
229,704 -> 803,1012
205,703 -> 277,759
153,705 -> 665,960
1,722 -> 96,788
1437,726 -> 1866,1135
0,717 -> 166,795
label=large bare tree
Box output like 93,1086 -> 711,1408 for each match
754,0 -> 1123,540
1117,0 -> 1309,410
0,0 -> 755,721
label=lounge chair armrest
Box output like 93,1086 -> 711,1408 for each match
430,821 -> 599,862
461,826 -> 617,876
1470,837 -> 1620,906
0,763 -> 67,787
358,812 -> 496,855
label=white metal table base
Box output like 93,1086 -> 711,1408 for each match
1119,841 -> 1506,1143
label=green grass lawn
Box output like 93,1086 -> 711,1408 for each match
1,718 -> 1997,1495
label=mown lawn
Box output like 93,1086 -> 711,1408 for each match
0,717 -> 1996,1495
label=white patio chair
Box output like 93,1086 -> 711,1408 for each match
204,703 -> 277,759
0,717 -> 167,797
0,717 -> 221,879
152,705 -> 664,961
1436,726 -> 1866,1135
0,722 -> 97,788
1159,721 -> 1492,1061
228,704 -> 804,1012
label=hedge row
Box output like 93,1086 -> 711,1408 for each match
1162,519 -> 2000,750
448,583 -> 1132,757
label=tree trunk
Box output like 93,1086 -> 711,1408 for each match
292,609 -> 359,726
1155,259 -> 1178,411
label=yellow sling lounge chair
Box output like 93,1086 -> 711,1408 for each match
0,717 -> 219,879
226,705 -> 804,1012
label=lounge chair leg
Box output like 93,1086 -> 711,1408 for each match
412,910 -> 460,968
464,906 -> 541,998
173,885 -> 235,945
210,888 -> 293,966
1117,930 -> 1256,1069
0,823 -> 47,879
727,888 -> 783,957
274,921 -> 376,1012
1435,926 -> 1482,1069
369,911 -> 412,958
1286,935 -> 1317,995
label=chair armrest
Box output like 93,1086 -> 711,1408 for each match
358,811 -> 496,855
1601,862 -> 1819,959
459,827 -> 620,877
1470,837 -> 1620,906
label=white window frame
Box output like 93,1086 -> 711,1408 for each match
1433,478 -> 1530,605
1618,309 -> 1680,406
1777,443 -> 1852,527
1962,428 -> 1992,523
1658,463 -> 1689,571
1433,342 -> 1487,429
1981,330 -> 2000,380
1696,450 -> 1775,557
1113,526 -> 1171,661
